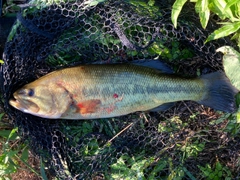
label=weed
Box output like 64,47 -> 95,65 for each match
0,114 -> 43,179
172,0 -> 240,47
198,161 -> 232,180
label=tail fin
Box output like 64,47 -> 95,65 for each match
198,71 -> 239,113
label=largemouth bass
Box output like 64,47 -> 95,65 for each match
9,61 -> 238,119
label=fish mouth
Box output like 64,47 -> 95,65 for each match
9,98 -> 21,109
9,95 -> 40,113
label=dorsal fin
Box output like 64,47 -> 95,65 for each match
131,60 -> 174,74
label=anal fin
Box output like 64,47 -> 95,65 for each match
149,102 -> 175,112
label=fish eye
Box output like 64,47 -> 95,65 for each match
28,89 -> 34,96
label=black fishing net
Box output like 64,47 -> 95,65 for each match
1,0 -> 240,179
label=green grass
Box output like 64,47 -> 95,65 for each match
0,119 -> 41,179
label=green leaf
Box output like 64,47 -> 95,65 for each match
4,150 -> 19,164
83,0 -> 106,8
236,93 -> 240,107
234,2 -> 240,18
21,147 -> 29,161
206,21 -> 240,42
237,111 -> 240,123
195,0 -> 210,29
168,166 -> 185,180
198,164 -> 212,177
171,0 -> 188,28
183,167 -> 197,180
40,158 -> 48,180
0,113 -> 5,120
148,159 -> 168,178
148,0 -> 155,6
225,0 -> 239,9
8,128 -> 17,139
230,33 -> 240,48
0,162 -> 17,175
216,46 -> 240,90
0,60 -> 4,64
215,161 -> 222,171
211,0 -> 237,21
0,130 -> 12,139
7,128 -> 19,142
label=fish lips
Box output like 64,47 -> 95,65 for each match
9,94 -> 40,114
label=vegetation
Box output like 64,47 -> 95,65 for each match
0,112 -> 46,179
172,0 -> 240,48
217,46 -> 240,90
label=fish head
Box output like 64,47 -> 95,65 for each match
9,83 -> 65,118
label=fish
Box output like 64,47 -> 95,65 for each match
9,61 -> 238,119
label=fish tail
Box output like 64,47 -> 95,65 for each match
198,71 -> 238,113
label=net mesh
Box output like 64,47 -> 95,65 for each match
1,0 -> 240,179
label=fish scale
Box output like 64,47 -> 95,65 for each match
9,62 -> 238,119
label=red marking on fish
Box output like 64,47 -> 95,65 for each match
105,104 -> 115,114
76,99 -> 101,114
102,93 -> 124,114
56,81 -> 63,86
113,93 -> 119,98
73,94 -> 78,98
77,103 -> 84,109
56,81 -> 71,89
